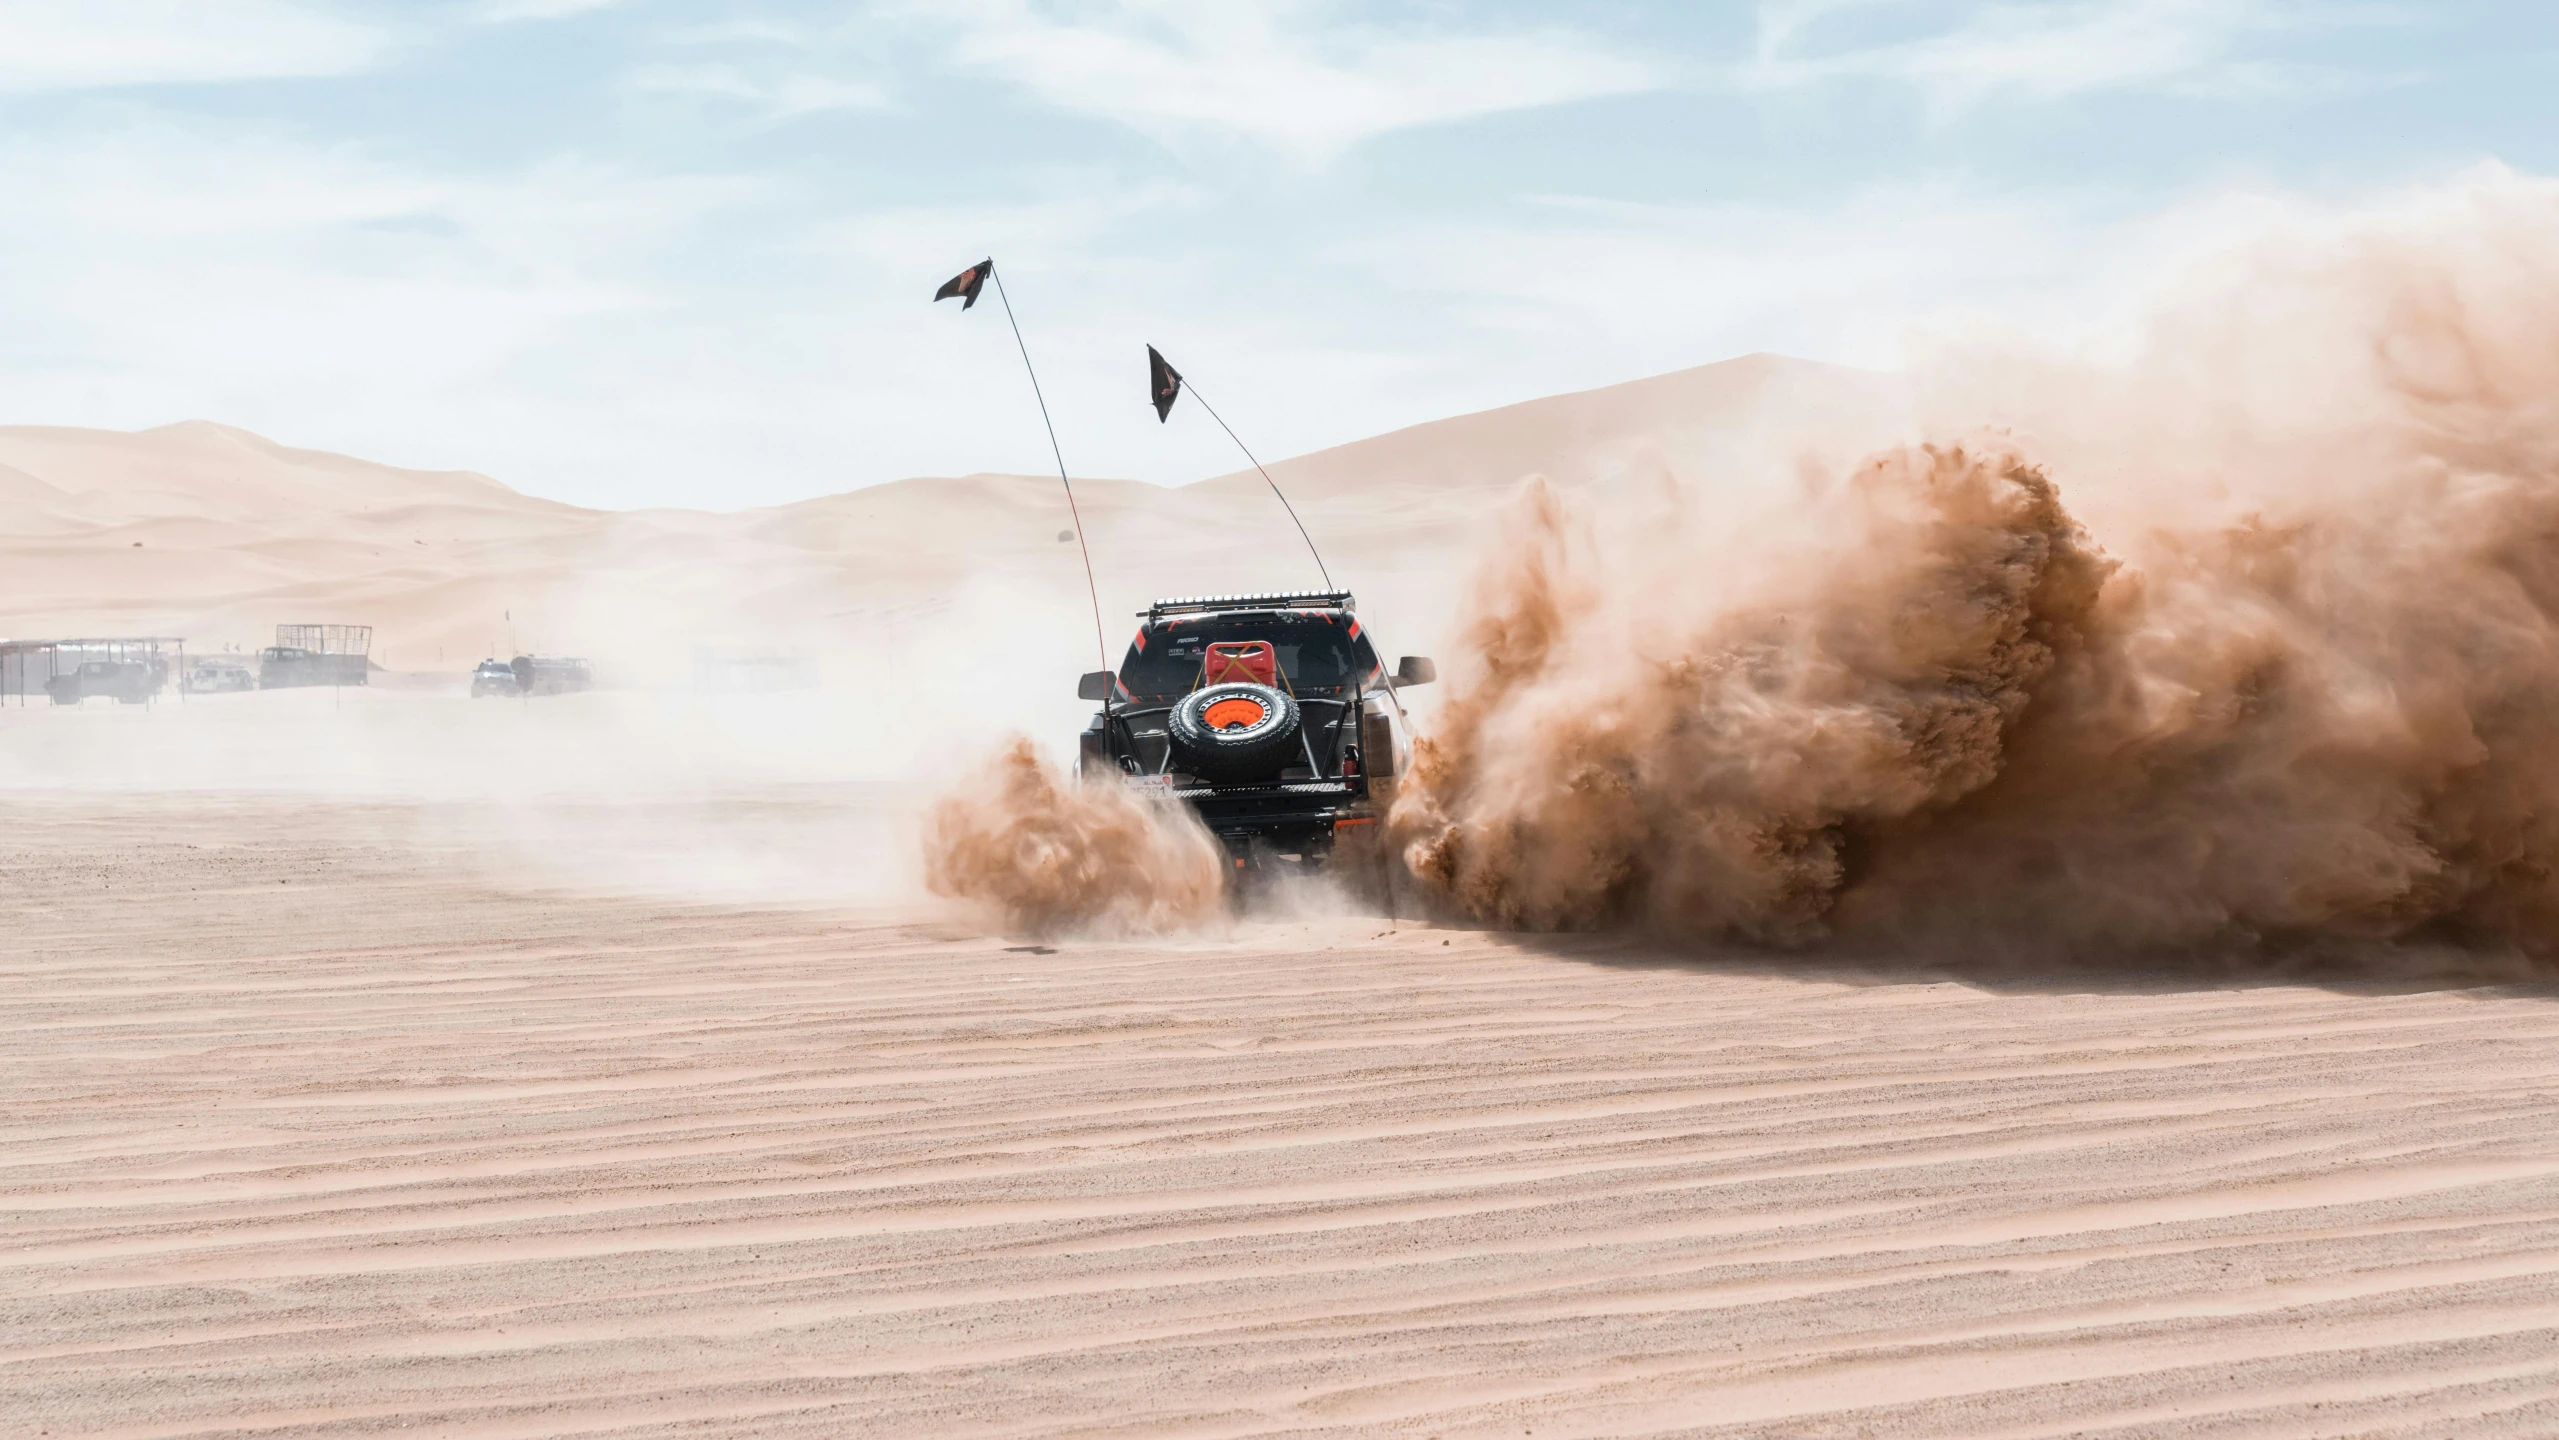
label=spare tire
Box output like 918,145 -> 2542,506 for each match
1167,682 -> 1302,782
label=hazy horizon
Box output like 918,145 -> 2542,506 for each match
8,346 -> 1890,513
4,1 -> 2554,510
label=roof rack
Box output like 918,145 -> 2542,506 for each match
1145,591 -> 1355,619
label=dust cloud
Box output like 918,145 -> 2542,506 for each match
924,735 -> 1227,935
1394,176 -> 2559,960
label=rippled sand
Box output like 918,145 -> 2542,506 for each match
7,798 -> 2559,1438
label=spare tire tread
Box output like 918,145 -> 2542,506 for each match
1167,682 -> 1302,782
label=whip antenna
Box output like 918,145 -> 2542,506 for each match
936,258 -> 1110,670
1147,345 -> 1333,593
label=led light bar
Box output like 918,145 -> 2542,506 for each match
1144,591 -> 1355,618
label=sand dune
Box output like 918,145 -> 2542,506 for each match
1191,350 -> 1908,503
0,354 -> 1901,678
4,798 -> 2555,1437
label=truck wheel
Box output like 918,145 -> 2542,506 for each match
1167,682 -> 1302,782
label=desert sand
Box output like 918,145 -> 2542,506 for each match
9,338 -> 2559,1436
6,796 -> 2557,1437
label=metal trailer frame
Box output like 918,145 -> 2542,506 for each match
274,624 -> 372,657
261,623 -> 372,689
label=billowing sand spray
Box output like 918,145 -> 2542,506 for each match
1397,440 -> 2105,941
924,736 -> 1227,934
1395,175 -> 2559,961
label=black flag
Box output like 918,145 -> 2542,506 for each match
1147,344 -> 1183,422
934,258 -> 991,309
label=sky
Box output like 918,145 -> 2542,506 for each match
0,0 -> 2553,511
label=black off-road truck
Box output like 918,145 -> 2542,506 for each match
45,658 -> 162,706
1076,591 -> 1434,875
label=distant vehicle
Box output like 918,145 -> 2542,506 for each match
260,623 -> 371,688
475,655 -> 592,698
516,655 -> 593,695
187,659 -> 255,693
46,659 -> 160,706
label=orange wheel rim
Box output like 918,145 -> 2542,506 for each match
1203,696 -> 1266,731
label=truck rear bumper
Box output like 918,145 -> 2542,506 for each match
1133,777 -> 1378,860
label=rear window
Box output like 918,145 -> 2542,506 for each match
1118,613 -> 1379,700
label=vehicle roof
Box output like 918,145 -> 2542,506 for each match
1143,590 -> 1353,621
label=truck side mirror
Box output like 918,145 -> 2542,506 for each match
1077,670 -> 1116,702
1395,656 -> 1437,687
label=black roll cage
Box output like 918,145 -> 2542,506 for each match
1098,593 -> 1383,785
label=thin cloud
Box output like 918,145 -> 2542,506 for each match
628,62 -> 891,117
471,0 -> 626,19
0,118 -> 748,465
1743,0 -> 2410,115
0,0 -> 2505,513
1333,179 -> 2158,386
0,0 -> 393,92
905,0 -> 1664,165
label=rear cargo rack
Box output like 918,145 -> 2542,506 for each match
1145,591 -> 1354,619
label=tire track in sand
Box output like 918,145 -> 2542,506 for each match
4,798 -> 2558,1438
